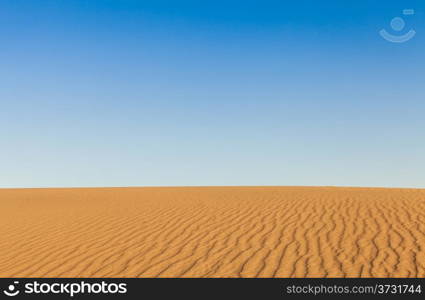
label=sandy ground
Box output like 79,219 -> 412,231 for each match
0,186 -> 424,278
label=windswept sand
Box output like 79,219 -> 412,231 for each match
0,187 -> 424,278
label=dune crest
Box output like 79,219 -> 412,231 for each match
1,186 -> 424,278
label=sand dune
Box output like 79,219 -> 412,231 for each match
0,186 -> 424,278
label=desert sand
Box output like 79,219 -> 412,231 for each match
0,186 -> 424,278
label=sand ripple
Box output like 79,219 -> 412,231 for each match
0,187 -> 424,277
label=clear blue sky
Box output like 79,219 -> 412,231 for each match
1,0 -> 424,188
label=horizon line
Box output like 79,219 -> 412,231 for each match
0,185 -> 424,190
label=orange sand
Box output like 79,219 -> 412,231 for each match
0,186 -> 424,278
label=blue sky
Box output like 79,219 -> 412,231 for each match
0,0 -> 424,188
